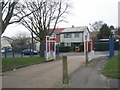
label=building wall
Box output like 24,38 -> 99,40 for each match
60,28 -> 90,51
56,34 -> 60,43
1,37 -> 12,48
83,28 -> 90,42
60,32 -> 84,43
60,31 -> 90,43
51,33 -> 60,43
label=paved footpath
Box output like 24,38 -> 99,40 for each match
2,56 -> 84,88
68,56 -> 119,88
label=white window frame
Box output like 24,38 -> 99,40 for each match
64,33 -> 71,38
74,33 -> 80,38
51,33 -> 56,38
65,43 -> 71,46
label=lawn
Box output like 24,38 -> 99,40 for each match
102,55 -> 120,79
2,57 -> 62,71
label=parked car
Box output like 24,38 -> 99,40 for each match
1,47 -> 12,53
8,48 -> 12,52
21,49 -> 38,55
1,48 -> 5,53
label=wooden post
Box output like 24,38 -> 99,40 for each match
62,55 -> 69,84
85,50 -> 88,65
85,41 -> 88,65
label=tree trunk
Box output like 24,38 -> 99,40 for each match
0,4 -> 2,89
40,40 -> 45,58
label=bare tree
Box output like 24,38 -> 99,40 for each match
0,0 -> 17,63
11,32 -> 31,50
1,0 -> 19,34
1,0 -> 41,34
17,0 -> 71,57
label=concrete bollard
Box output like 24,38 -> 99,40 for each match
62,55 -> 69,84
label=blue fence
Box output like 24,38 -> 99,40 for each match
2,47 -> 39,58
2,44 -> 60,58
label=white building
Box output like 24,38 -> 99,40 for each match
60,26 -> 90,51
1,36 -> 13,48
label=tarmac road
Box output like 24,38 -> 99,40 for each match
70,56 -> 109,88
2,56 -> 84,88
2,51 -> 119,88
69,56 -> 119,88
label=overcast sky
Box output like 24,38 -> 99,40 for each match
2,0 -> 119,37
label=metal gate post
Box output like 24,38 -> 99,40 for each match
109,37 -> 114,58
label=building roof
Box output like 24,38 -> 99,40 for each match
53,28 -> 65,34
61,26 -> 88,33
49,28 -> 64,35
2,36 -> 13,40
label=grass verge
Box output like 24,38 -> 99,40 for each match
102,55 -> 120,79
2,56 -> 62,72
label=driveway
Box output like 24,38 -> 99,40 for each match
2,51 -> 118,88
2,56 -> 84,88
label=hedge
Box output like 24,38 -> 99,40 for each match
59,46 -> 70,52
79,44 -> 84,52
59,41 -> 119,52
74,41 -> 118,51
94,41 -> 119,51
59,43 -> 64,47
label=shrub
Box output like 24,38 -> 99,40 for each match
59,43 -> 64,47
